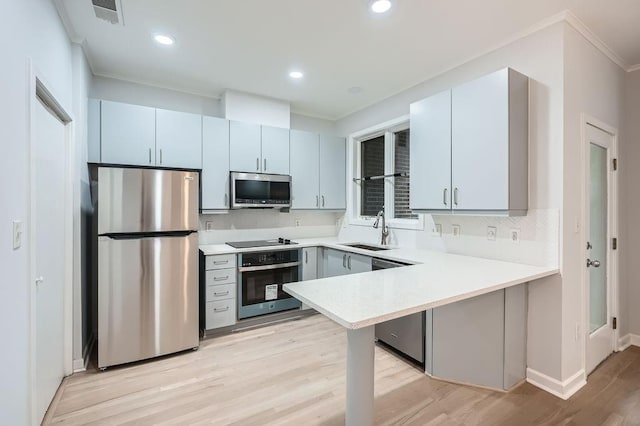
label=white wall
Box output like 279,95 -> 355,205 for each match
0,0 -> 77,423
620,70 -> 640,337
335,22 -> 565,379
223,90 -> 290,128
561,23 -> 625,379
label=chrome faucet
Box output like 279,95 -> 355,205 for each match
373,207 -> 389,245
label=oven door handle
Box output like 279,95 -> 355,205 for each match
238,261 -> 301,272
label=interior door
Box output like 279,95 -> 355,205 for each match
585,123 -> 615,374
34,98 -> 67,423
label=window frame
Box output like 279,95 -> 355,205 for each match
347,115 -> 424,231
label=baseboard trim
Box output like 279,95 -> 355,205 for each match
618,333 -> 640,351
526,368 -> 586,400
73,332 -> 96,373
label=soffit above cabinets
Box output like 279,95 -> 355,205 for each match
55,0 -> 640,120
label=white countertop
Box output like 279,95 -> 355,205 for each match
200,238 -> 558,330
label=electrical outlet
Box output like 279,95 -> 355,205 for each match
432,223 -> 442,237
452,224 -> 460,238
487,226 -> 497,241
13,220 -> 23,250
510,228 -> 520,244
295,219 -> 301,227
205,221 -> 214,231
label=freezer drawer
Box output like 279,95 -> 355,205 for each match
98,166 -> 199,234
375,311 -> 425,364
98,233 -> 199,368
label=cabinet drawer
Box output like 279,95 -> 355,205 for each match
205,268 -> 236,285
205,283 -> 236,302
205,300 -> 236,329
205,254 -> 236,270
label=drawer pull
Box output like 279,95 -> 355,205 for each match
213,260 -> 229,265
214,306 -> 230,313
391,333 -> 399,338
214,291 -> 230,297
214,276 -> 229,281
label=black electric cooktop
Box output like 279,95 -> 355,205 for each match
225,238 -> 298,249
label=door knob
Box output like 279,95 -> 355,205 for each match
586,259 -> 601,268
35,276 -> 44,286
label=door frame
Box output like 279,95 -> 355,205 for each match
27,60 -> 75,424
580,114 -> 619,376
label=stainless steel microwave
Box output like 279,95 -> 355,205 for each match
230,172 -> 291,209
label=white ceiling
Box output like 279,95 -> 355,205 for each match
57,0 -> 640,120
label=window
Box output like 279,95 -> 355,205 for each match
355,122 -> 419,225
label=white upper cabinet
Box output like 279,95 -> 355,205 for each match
410,90 -> 452,211
229,120 -> 262,173
156,109 -> 202,169
101,101 -> 156,166
261,126 -> 290,175
202,116 -> 230,210
410,68 -> 528,215
290,129 -> 320,209
319,135 -> 346,210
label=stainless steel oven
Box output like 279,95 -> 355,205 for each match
237,249 -> 302,319
230,172 -> 291,209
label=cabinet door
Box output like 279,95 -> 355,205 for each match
101,101 -> 155,166
452,69 -> 509,211
156,109 -> 202,169
290,130 -> 320,209
346,253 -> 371,274
229,121 -> 261,172
410,90 -> 452,211
202,116 -> 230,210
301,247 -> 318,281
261,126 -> 290,175
324,249 -> 347,278
319,135 -> 346,210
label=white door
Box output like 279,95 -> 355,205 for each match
156,109 -> 202,169
409,90 -> 452,211
229,120 -> 261,173
261,125 -> 290,175
101,100 -> 156,166
585,124 -> 615,374
34,98 -> 67,423
290,129 -> 320,209
319,135 -> 346,209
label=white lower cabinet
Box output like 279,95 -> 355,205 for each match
322,248 -> 371,277
204,255 -> 237,330
300,247 -> 319,310
426,283 -> 526,390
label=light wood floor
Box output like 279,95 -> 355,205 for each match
46,315 -> 640,425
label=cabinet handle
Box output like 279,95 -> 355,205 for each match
443,188 -> 448,206
342,254 -> 347,268
213,276 -> 229,281
214,306 -> 230,313
213,260 -> 229,265
305,251 -> 308,264
224,193 -> 228,207
348,256 -> 352,270
454,187 -> 459,206
316,195 -> 319,207
256,158 -> 260,171
159,149 -> 163,164
322,195 -> 325,207
213,291 -> 230,296
148,148 -> 152,164
264,158 -> 267,171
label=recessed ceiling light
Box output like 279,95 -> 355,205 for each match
289,71 -> 304,79
370,0 -> 392,13
154,34 -> 175,46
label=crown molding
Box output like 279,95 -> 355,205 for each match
52,0 -> 84,44
628,64 -> 640,73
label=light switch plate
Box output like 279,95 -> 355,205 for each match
295,219 -> 301,227
510,228 -> 520,244
452,224 -> 460,238
432,223 -> 442,237
487,226 -> 497,241
13,220 -> 23,249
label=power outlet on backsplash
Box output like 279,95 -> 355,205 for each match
205,221 -> 214,231
452,224 -> 460,238
487,226 -> 497,241
432,223 -> 442,237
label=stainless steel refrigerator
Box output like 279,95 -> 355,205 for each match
97,166 -> 199,369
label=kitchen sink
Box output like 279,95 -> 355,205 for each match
340,243 -> 390,251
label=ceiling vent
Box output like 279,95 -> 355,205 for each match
92,0 -> 124,25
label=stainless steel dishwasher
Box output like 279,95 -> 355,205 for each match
373,258 -> 425,365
